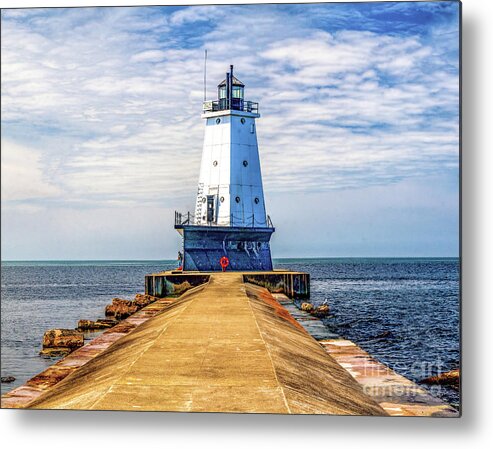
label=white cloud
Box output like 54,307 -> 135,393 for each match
131,49 -> 166,63
1,5 -> 459,207
1,140 -> 61,201
169,6 -> 220,26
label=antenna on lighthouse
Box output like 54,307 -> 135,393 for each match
229,64 -> 233,105
203,49 -> 208,101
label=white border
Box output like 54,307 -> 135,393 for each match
1,1 -> 492,448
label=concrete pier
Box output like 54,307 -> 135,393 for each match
320,339 -> 458,417
2,274 -> 384,414
272,293 -> 459,417
145,270 -> 310,299
2,273 -> 457,416
1,296 -> 178,409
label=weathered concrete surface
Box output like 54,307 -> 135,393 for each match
320,340 -> 459,417
272,293 -> 459,417
145,270 -> 309,300
245,284 -> 386,415
1,295 -> 179,409
243,271 -> 310,299
273,293 -> 339,340
145,272 -> 210,298
11,274 -> 386,415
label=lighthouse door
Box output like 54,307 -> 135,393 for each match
206,195 -> 215,223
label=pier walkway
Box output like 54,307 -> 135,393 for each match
13,273 -> 386,415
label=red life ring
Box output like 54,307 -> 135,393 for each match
220,256 -> 229,271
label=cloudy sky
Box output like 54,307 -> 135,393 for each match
1,1 -> 460,260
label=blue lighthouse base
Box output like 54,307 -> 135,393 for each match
176,225 -> 275,272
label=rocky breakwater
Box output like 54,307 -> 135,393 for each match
40,329 -> 84,356
421,369 -> 460,390
1,376 -> 16,384
77,319 -> 116,331
105,298 -> 138,320
104,294 -> 156,320
301,301 -> 331,318
40,293 -> 159,356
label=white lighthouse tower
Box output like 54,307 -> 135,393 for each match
175,65 -> 274,271
195,66 -> 268,228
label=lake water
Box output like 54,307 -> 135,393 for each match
1,258 -> 460,409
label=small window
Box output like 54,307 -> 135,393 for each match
232,86 -> 244,99
213,160 -> 218,167
216,118 -> 221,124
235,196 -> 240,203
220,196 -> 225,202
241,118 -> 246,124
254,197 -> 259,204
202,197 -> 206,203
243,160 -> 248,167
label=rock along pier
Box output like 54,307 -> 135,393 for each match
2,271 -> 457,416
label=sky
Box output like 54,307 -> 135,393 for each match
0,1 -> 460,260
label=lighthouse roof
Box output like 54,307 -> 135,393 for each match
218,75 -> 244,87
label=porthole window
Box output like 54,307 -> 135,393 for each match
213,160 -> 218,167
202,197 -> 206,203
243,160 -> 248,167
254,197 -> 260,204
241,118 -> 246,124
216,118 -> 221,124
220,196 -> 225,203
235,196 -> 241,203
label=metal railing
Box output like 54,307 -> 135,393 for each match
203,99 -> 259,114
175,211 -> 194,226
175,211 -> 273,229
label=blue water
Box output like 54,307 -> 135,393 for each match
1,258 -> 460,409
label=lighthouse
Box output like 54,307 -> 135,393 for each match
175,65 -> 275,271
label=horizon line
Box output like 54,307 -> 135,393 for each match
1,256 -> 460,262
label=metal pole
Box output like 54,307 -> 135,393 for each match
229,65 -> 233,107
226,72 -> 230,109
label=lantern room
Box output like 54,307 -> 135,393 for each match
217,65 -> 245,111
202,65 -> 258,114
